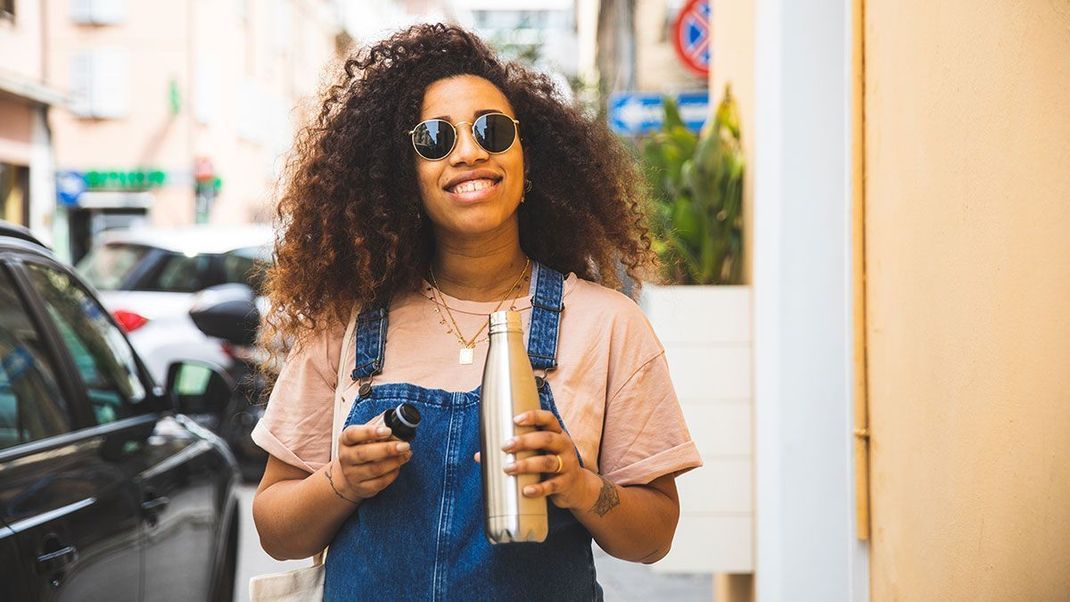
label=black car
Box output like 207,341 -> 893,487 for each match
0,222 -> 241,601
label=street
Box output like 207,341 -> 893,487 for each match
234,486 -> 712,601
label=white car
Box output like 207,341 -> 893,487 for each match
76,224 -> 274,383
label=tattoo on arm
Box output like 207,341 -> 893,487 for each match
589,476 -> 621,517
325,465 -> 360,505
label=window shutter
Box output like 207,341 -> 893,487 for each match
71,0 -> 126,25
69,51 -> 94,116
91,48 -> 129,118
69,48 -> 129,118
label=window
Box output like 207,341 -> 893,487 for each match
25,263 -> 146,425
70,0 -> 126,25
0,266 -> 70,450
0,163 -> 30,226
222,246 -> 270,293
70,48 -> 130,118
76,242 -> 151,290
140,252 -> 213,292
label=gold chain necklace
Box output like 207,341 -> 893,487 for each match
427,258 -> 531,365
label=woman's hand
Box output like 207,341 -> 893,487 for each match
502,409 -> 599,511
329,425 -> 413,502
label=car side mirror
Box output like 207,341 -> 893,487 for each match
189,283 -> 260,346
166,360 -> 233,415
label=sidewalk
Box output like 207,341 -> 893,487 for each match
594,548 -> 712,601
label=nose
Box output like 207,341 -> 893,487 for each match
449,122 -> 489,166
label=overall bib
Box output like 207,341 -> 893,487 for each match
324,264 -> 603,601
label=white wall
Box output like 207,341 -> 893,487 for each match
752,0 -> 868,600
29,107 -> 55,244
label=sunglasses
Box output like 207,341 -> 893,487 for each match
407,112 -> 520,161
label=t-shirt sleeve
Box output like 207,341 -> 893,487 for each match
597,313 -> 703,486
250,327 -> 340,473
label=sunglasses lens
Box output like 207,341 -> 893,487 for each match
474,114 -> 517,153
412,120 -> 455,160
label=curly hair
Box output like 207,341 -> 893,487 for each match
263,23 -> 656,348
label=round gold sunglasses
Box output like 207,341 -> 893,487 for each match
407,112 -> 520,161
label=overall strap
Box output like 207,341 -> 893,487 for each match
351,306 -> 388,380
527,263 -> 565,371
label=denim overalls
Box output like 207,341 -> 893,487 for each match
324,264 -> 603,601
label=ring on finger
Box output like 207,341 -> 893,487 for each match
552,454 -> 564,474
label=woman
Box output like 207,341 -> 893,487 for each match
252,24 -> 702,600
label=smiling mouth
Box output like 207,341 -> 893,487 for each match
445,178 -> 501,194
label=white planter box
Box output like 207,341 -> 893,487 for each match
640,284 -> 754,575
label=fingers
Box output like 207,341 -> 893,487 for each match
340,424 -> 393,446
344,466 -> 402,500
503,429 -> 569,454
340,453 -> 410,482
338,438 -> 411,466
473,451 -> 481,464
505,452 -> 569,476
520,475 -> 566,499
361,468 -> 402,492
513,410 -> 563,433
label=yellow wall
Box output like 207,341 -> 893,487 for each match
864,1 -> 1070,599
709,0 -> 754,284
709,3 -> 756,599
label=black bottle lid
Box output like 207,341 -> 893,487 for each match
384,402 -> 420,442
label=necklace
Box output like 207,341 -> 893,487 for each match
427,258 -> 531,364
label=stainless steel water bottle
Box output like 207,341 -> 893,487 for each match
480,310 -> 548,544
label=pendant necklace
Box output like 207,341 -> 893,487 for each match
427,258 -> 530,365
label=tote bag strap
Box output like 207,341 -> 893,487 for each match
312,303 -> 361,567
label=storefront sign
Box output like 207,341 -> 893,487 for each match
84,169 -> 167,191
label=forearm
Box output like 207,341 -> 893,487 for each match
252,459 -> 360,560
569,470 -> 680,563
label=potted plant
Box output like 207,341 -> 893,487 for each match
643,85 -> 744,285
638,85 -> 754,575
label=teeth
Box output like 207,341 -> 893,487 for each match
450,179 -> 496,194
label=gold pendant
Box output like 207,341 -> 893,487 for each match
459,346 -> 475,365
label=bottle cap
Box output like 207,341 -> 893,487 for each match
489,310 -> 523,334
385,403 -> 421,441
394,402 -> 420,428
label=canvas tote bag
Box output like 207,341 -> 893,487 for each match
248,307 -> 359,601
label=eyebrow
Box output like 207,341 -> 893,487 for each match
429,108 -> 508,122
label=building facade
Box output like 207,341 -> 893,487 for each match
0,0 -> 62,243
41,0 -> 342,261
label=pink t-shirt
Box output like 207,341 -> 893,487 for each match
252,273 -> 702,486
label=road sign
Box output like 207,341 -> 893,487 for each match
608,91 -> 710,136
673,0 -> 711,77
56,170 -> 87,207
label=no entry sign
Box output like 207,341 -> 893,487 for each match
673,0 -> 711,77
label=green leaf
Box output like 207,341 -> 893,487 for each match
663,96 -> 686,132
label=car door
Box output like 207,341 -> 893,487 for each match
0,258 -> 142,601
0,521 -> 31,601
19,257 -> 233,601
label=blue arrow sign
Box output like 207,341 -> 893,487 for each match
608,91 -> 710,136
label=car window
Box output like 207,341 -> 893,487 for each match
0,265 -> 70,450
76,243 -> 152,291
140,252 -> 214,293
25,263 -> 147,425
221,246 -> 270,293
